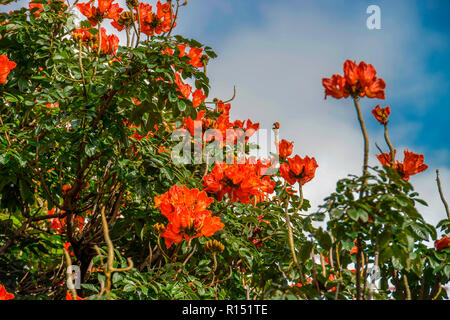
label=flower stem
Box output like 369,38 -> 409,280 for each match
436,169 -> 450,219
383,123 -> 395,166
352,97 -> 370,176
283,195 -> 305,284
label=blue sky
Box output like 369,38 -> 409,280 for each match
2,0 -> 449,226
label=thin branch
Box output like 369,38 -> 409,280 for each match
353,97 -> 370,176
205,86 -> 236,104
436,169 -> 450,219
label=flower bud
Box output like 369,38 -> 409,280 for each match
204,239 -> 225,255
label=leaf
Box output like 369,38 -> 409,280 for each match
123,283 -> 136,292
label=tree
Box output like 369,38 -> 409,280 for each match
0,0 -> 448,300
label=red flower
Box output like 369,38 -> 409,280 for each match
192,89 -> 206,108
187,47 -> 203,68
73,27 -> 94,43
435,236 -> 450,252
280,155 -> 318,185
137,1 -> 175,36
29,1 -> 43,17
277,139 -> 293,159
349,245 -> 358,255
66,291 -> 86,300
377,149 -> 428,181
322,60 -> 386,100
64,242 -> 76,257
77,0 -> 120,26
98,0 -> 114,14
322,74 -> 348,99
76,2 -> 98,23
92,28 -> 119,55
372,105 -> 390,125
0,54 -> 16,84
175,73 -> 192,99
154,185 -> 224,248
0,284 -> 14,300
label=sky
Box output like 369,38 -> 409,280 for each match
1,0 -> 449,230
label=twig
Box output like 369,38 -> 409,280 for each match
436,169 -> 450,219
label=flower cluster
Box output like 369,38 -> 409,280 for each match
137,1 -> 175,36
73,27 -> 119,56
154,185 -> 224,248
183,101 -> 259,146
322,60 -> 386,100
376,149 -> 428,181
77,0 -> 122,26
47,209 -> 87,235
203,159 -> 276,204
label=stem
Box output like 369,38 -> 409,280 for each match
311,247 -> 320,295
368,240 -> 379,300
352,97 -> 370,176
78,40 -> 88,100
403,274 -> 411,300
436,169 -> 450,219
383,123 -> 395,166
0,113 -> 11,147
97,23 -> 102,57
283,195 -> 305,284
355,237 -> 362,300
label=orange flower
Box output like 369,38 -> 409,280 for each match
0,284 -> 14,300
89,28 -> 119,55
277,139 -> 293,159
322,60 -> 386,100
137,1 -> 175,36
187,47 -> 204,68
372,105 -> 390,125
154,185 -> 224,248
64,242 -> 75,257
377,149 -> 428,181
62,184 -> 72,194
175,73 -> 192,98
349,245 -> 358,255
0,54 -> 16,84
322,74 -> 348,99
45,102 -> 59,109
29,1 -> 43,17
73,27 -> 94,42
66,291 -> 86,300
76,0 -> 120,26
192,89 -> 206,108
280,155 -> 318,185
157,146 -> 168,154
434,236 -> 450,252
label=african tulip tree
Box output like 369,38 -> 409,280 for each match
0,0 -> 448,300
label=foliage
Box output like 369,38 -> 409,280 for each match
0,0 -> 448,300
